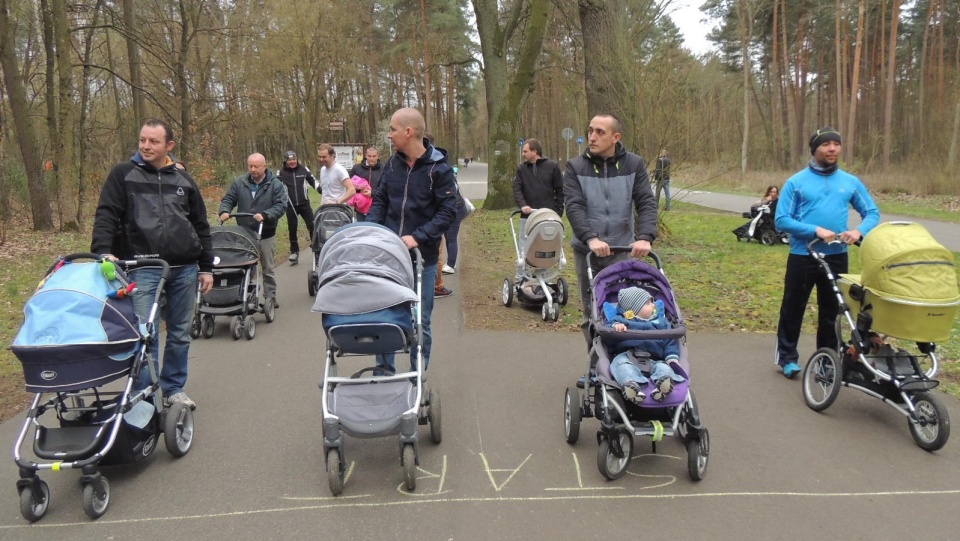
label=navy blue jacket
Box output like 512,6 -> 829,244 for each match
366,142 -> 458,265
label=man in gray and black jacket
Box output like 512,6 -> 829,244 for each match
564,114 -> 658,351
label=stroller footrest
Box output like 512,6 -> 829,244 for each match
34,425 -> 105,460
900,377 -> 939,392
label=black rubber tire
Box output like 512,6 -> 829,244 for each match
802,348 -> 842,412
163,402 -> 194,457
402,444 -> 417,491
502,278 -> 513,307
81,477 -> 110,519
429,389 -> 442,444
264,297 -> 276,323
597,427 -> 633,480
19,480 -> 50,523
909,392 -> 951,452
308,272 -> 317,297
687,427 -> 710,481
201,315 -> 215,338
230,316 -> 243,340
760,230 -> 777,245
326,448 -> 344,496
564,386 -> 581,444
557,277 -> 569,306
541,302 -> 551,321
243,316 -> 256,340
189,314 -> 201,339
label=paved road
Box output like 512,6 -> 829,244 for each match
1,164 -> 959,539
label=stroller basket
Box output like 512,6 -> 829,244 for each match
327,381 -> 417,438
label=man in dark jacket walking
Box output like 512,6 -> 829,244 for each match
92,118 -> 213,410
349,146 -> 384,192
654,149 -> 672,210
218,153 -> 288,308
513,139 -> 564,217
278,150 -> 318,265
565,114 -> 658,355
366,107 -> 458,375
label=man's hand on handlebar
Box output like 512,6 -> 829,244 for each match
587,238 -> 610,257
630,239 -> 651,258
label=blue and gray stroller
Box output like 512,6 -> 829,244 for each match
191,213 -> 274,341
11,254 -> 194,522
307,203 -> 354,297
563,249 -> 709,481
312,223 -> 440,495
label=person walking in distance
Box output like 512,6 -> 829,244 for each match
278,150 -> 318,265
653,149 -> 672,211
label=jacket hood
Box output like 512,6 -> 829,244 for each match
245,168 -> 278,184
397,142 -> 448,167
130,151 -> 177,173
583,141 -> 628,164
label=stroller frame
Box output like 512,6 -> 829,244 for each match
501,209 -> 569,322
801,237 -> 952,452
191,213 -> 274,341
12,254 -> 195,522
563,248 -> 709,481
733,202 -> 789,246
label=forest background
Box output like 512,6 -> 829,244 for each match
0,0 -> 958,233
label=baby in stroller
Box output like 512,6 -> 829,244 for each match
603,286 -> 686,403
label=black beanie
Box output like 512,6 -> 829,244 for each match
809,128 -> 841,155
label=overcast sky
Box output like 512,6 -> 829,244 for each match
668,0 -> 715,56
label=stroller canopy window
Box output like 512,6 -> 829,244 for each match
211,225 -> 260,267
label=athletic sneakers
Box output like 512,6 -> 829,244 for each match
288,252 -> 299,264
434,287 -> 453,298
782,362 -> 801,379
164,392 -> 197,410
442,264 -> 455,274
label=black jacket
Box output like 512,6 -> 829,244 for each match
277,163 -> 317,207
513,157 -> 564,216
91,152 -> 214,272
350,160 -> 384,191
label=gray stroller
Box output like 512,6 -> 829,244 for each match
501,208 -> 569,321
312,223 -> 440,495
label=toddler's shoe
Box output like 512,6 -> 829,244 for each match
781,362 -> 801,379
622,382 -> 645,404
650,377 -> 674,402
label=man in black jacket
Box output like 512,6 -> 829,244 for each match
92,118 -> 213,410
278,151 -> 318,265
513,139 -> 564,250
349,146 -> 384,191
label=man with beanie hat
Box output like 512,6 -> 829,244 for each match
773,127 -> 880,379
277,150 -> 319,265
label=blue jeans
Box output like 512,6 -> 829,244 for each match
445,203 -> 468,267
610,352 -> 685,386
656,180 -> 671,210
130,264 -> 198,395
376,263 -> 437,373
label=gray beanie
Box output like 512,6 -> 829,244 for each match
618,287 -> 653,315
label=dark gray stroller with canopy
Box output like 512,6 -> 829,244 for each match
307,203 -> 354,297
312,223 -> 440,496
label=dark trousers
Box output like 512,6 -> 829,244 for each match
775,252 -> 847,366
286,202 -> 315,252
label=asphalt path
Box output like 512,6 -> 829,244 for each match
1,163 -> 959,539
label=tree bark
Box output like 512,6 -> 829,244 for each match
122,0 -> 145,135
737,0 -> 752,177
881,0 -> 900,167
578,0 -> 631,147
845,0 -> 866,163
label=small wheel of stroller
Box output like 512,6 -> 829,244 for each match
564,386 -> 581,444
760,230 -> 777,246
308,271 -> 317,297
541,302 -> 555,321
802,348 -> 842,412
81,476 -> 110,519
19,479 -> 50,523
429,389 -> 442,444
401,443 -> 417,491
243,316 -> 256,340
908,392 -> 950,452
597,427 -> 633,480
230,316 -> 243,340
201,315 -> 215,338
326,448 -> 344,496
264,297 -> 276,323
686,427 -> 710,481
502,278 -> 513,307
189,314 -> 201,339
556,277 -> 569,306
677,390 -> 701,442
163,402 -> 194,457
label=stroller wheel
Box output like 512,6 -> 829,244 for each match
597,427 -> 633,480
81,476 -> 110,519
264,298 -> 276,323
802,348 -> 842,412
556,277 -> 569,306
230,316 -> 243,340
564,386 -> 581,444
243,316 -> 256,340
201,315 -> 215,338
308,270 -> 318,297
401,443 -> 417,491
761,230 -> 777,246
18,479 -> 50,523
686,427 -> 710,481
163,402 -> 195,457
189,314 -> 201,339
909,392 -> 951,452
429,389 -> 442,444
326,448 -> 344,496
542,302 -> 558,322
502,278 -> 514,307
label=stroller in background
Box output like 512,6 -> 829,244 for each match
11,254 -> 194,522
733,201 -> 788,245
190,213 -> 274,341
802,222 -> 958,451
307,203 -> 354,297
563,249 -> 710,481
312,223 -> 440,495
501,208 -> 569,321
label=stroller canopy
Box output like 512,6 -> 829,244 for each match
860,222 -> 959,303
312,223 -> 418,315
211,225 -> 260,267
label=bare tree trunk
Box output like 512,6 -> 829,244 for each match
845,0 -> 866,163
882,1 -> 901,167
122,0 -> 146,135
579,0 -> 631,147
77,0 -> 105,229
0,0 -> 54,230
40,0 -> 61,226
738,0 -> 752,177
835,0 -> 845,139
420,0 -> 432,132
780,1 -> 799,164
176,0 -> 192,163
53,0 -> 75,228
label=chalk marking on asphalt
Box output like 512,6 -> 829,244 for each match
544,452 -> 623,491
479,453 -> 532,492
397,455 -> 451,497
8,489 -> 960,530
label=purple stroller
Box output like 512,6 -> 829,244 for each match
563,248 -> 710,481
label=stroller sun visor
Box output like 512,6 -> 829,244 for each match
211,225 -> 260,267
312,223 -> 419,315
12,261 -> 141,392
860,222 -> 960,304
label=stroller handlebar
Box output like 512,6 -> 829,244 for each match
587,246 -> 663,271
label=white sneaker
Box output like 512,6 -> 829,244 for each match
164,392 -> 197,410
442,264 -> 455,274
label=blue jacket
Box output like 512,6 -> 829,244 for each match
775,165 -> 880,256
602,299 -> 680,361
366,142 -> 458,265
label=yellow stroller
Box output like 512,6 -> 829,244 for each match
802,222 -> 958,451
